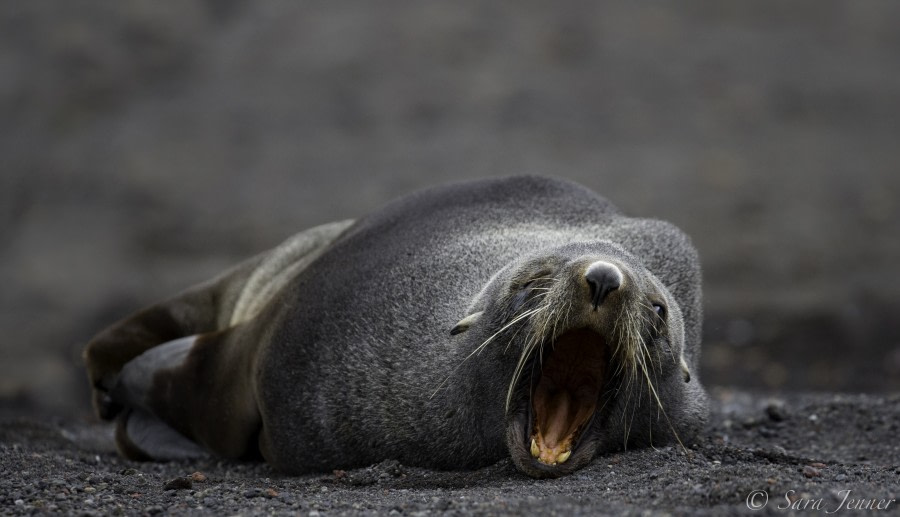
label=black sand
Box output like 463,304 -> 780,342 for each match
2,389 -> 897,516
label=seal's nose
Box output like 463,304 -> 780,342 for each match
584,261 -> 622,310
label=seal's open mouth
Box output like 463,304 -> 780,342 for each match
529,328 -> 607,465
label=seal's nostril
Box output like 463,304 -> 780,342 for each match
584,261 -> 622,310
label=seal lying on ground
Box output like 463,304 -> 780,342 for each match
84,176 -> 708,478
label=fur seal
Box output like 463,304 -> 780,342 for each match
84,176 -> 708,478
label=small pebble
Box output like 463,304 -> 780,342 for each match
765,401 -> 787,422
243,488 -> 264,498
802,466 -> 821,478
190,472 -> 207,483
163,477 -> 192,491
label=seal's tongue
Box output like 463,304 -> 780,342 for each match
530,328 -> 606,465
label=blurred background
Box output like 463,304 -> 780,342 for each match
2,1 -> 899,418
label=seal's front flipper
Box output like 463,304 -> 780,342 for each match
84,290 -> 229,421
109,327 -> 262,461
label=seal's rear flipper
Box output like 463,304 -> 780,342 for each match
109,335 -> 205,460
84,220 -> 355,424
116,409 -> 209,461
107,327 -> 262,461
111,336 -> 197,413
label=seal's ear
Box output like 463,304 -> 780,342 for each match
680,355 -> 691,383
450,311 -> 483,336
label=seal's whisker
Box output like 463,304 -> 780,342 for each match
619,302 -> 650,450
501,313 -> 533,355
486,305 -> 549,360
507,310 -> 551,410
506,336 -> 538,410
474,305 -> 545,356
649,336 -> 670,375
430,305 -> 549,400
505,293 -> 563,411
636,302 -> 677,367
504,294 -> 553,354
611,298 -> 690,454
634,310 -> 657,329
505,314 -> 545,408
623,378 -> 640,450
616,374 -> 631,445
635,344 -> 687,453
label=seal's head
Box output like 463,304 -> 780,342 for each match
453,241 -> 703,478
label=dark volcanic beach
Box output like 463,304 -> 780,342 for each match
2,390 -> 897,515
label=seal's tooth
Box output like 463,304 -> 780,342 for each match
530,438 -> 540,458
557,450 -> 571,464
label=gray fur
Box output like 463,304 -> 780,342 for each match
87,175 -> 708,478
230,220 -> 355,325
255,176 -> 707,476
